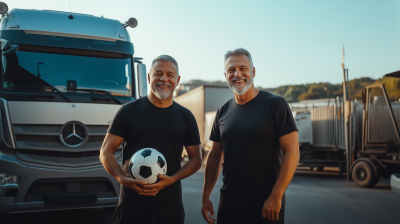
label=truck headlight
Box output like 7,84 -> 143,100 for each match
0,173 -> 20,185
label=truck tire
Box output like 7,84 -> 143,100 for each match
352,161 -> 380,187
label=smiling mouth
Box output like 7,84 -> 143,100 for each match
156,84 -> 171,88
233,79 -> 246,84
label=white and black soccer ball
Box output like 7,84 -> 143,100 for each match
129,148 -> 167,184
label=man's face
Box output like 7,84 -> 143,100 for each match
224,54 -> 255,95
148,61 -> 180,100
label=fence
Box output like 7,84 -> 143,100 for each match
311,100 -> 400,149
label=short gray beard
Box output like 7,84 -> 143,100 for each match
151,83 -> 175,100
227,76 -> 253,95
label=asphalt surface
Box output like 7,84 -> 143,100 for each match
2,167 -> 400,224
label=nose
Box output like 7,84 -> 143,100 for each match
233,69 -> 243,79
159,73 -> 168,82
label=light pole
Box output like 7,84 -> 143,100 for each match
324,87 -> 329,106
342,45 -> 351,180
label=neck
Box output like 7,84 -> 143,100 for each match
234,86 -> 259,105
147,92 -> 173,108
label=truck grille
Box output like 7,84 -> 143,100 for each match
13,125 -> 108,151
13,125 -> 121,167
20,125 -> 60,133
16,135 -> 106,142
17,149 -> 122,167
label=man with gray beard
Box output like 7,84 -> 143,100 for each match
100,55 -> 202,224
201,48 -> 299,224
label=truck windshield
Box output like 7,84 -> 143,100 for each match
3,46 -> 132,96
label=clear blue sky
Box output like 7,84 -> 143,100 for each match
9,0 -> 400,88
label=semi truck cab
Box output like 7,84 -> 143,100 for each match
0,3 -> 147,213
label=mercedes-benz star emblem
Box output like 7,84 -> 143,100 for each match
60,121 -> 89,148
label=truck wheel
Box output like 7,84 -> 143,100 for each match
352,161 -> 380,187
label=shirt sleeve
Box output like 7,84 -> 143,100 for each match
183,112 -> 201,146
274,97 -> 298,137
107,105 -> 128,139
209,109 -> 221,142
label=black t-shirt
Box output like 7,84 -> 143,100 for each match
108,97 -> 200,209
210,90 -> 298,213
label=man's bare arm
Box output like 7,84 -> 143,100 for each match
201,141 -> 224,224
172,144 -> 202,180
142,144 -> 202,195
262,131 -> 300,221
99,133 -> 145,192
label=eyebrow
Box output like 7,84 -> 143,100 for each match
227,65 -> 248,70
154,69 -> 175,75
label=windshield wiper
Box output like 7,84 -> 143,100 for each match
75,89 -> 123,105
11,85 -> 72,102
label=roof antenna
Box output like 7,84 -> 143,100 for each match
68,1 -> 74,20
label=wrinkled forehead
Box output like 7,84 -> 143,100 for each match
225,54 -> 252,69
151,61 -> 178,75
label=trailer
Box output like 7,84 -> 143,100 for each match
350,71 -> 400,187
173,85 -> 233,162
296,72 -> 400,187
294,100 -> 348,174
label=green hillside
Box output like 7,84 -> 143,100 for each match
260,77 -> 400,101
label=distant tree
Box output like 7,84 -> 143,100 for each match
298,92 -> 321,100
347,77 -> 376,100
273,86 -> 289,96
373,77 -> 400,99
290,89 -> 303,101
332,88 -> 343,98
255,76 -> 384,101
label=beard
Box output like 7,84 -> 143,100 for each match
151,82 -> 175,100
227,75 -> 253,96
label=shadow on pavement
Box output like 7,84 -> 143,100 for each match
294,168 -> 392,190
0,208 -> 114,224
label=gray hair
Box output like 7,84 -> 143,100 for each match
224,48 -> 253,67
150,55 -> 179,75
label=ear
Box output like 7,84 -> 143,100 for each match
147,73 -> 151,84
252,67 -> 256,78
176,75 -> 181,86
224,73 -> 227,78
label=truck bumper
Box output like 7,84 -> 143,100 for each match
391,174 -> 400,195
0,149 -> 120,213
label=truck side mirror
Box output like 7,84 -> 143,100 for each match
3,45 -> 19,56
137,63 -> 147,98
1,43 -> 19,74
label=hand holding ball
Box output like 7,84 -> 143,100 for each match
129,148 -> 167,184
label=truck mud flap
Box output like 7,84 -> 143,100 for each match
44,193 -> 98,206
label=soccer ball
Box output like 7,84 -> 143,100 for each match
129,148 -> 167,184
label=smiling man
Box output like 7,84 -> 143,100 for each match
201,48 -> 300,224
100,55 -> 202,224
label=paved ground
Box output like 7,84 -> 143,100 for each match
2,167 -> 400,224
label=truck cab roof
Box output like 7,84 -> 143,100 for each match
2,8 -> 131,42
